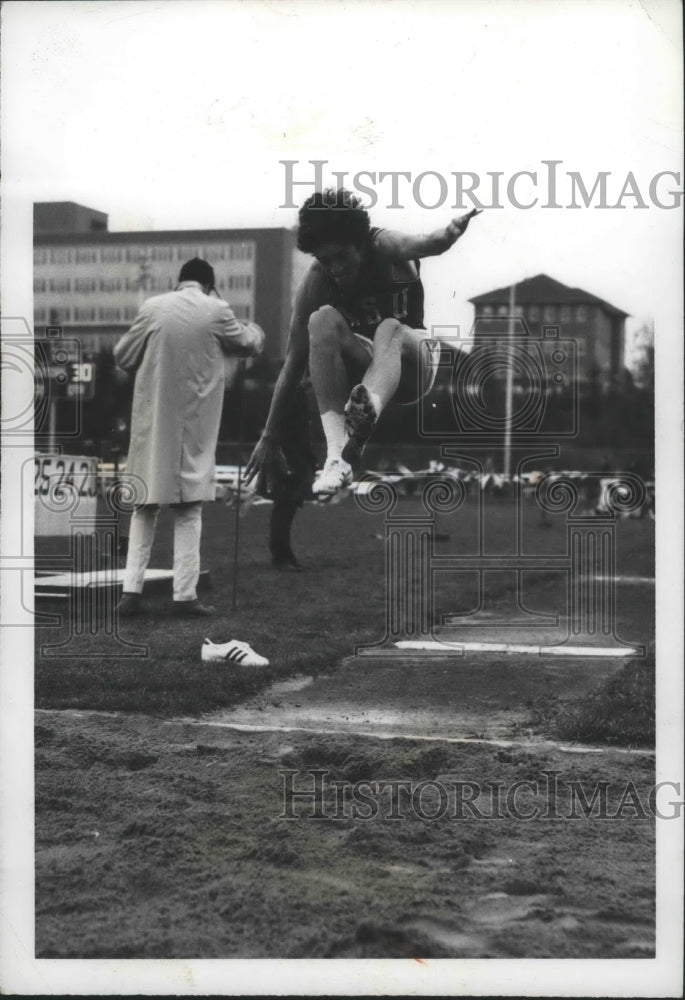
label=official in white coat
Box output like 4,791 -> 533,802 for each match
114,257 -> 264,617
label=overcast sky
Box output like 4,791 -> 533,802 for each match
2,0 -> 683,346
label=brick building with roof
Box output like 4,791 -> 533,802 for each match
469,274 -> 629,387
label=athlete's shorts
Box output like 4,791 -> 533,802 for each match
354,329 -> 441,404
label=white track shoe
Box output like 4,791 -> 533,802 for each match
312,457 -> 353,498
202,638 -> 269,666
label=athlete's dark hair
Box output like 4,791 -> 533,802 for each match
296,188 -> 371,254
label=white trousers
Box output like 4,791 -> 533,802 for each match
123,502 -> 203,602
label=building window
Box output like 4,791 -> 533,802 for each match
101,247 -> 123,262
576,306 -> 587,322
543,306 -> 556,322
151,247 -> 173,262
49,307 -> 71,325
560,306 -> 571,322
75,247 -> 99,263
124,306 -> 139,321
33,278 -> 47,293
481,306 -> 494,317
514,305 -> 524,317
74,307 -> 97,322
34,248 -> 48,265
34,308 -> 46,323
99,278 -> 122,292
49,278 -> 72,292
149,277 -> 172,292
529,306 -> 540,321
99,307 -> 121,321
50,248 -> 73,264
229,243 -> 254,261
74,278 -> 98,292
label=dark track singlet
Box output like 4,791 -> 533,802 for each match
323,228 -> 425,339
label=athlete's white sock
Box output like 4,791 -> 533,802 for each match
321,410 -> 347,460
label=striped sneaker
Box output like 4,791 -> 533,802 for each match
201,638 -> 269,666
342,384 -> 378,465
312,456 -> 352,498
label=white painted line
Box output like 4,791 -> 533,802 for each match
174,719 -> 651,755
36,568 -> 209,589
396,640 -> 639,657
35,709 -> 655,757
36,568 -> 174,587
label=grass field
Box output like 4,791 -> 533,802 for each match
35,491 -> 655,739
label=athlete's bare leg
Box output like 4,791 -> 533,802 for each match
342,325 -> 437,465
308,305 -> 370,460
363,323 -> 434,409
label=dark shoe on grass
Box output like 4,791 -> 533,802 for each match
172,599 -> 216,617
116,592 -> 144,617
271,551 -> 304,572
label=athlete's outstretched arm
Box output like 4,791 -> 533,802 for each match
244,269 -> 325,490
376,207 -> 482,260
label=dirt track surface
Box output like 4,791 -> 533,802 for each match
202,651 -> 630,743
35,708 -> 655,959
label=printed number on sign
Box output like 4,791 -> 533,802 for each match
34,457 -> 97,498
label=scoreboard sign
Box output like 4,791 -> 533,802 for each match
34,454 -> 99,536
35,340 -> 96,401
66,361 -> 96,399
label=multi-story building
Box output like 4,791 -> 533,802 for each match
469,273 -> 628,387
33,202 -> 298,361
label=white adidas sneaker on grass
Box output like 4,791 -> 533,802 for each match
312,456 -> 353,498
202,638 -> 269,666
